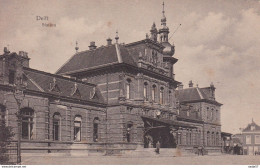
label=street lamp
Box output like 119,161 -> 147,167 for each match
13,88 -> 25,164
13,58 -> 25,164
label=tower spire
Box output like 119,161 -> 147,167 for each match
161,1 -> 167,26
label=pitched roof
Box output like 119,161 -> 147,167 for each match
23,67 -> 104,104
243,121 -> 260,132
176,87 -> 222,105
176,87 -> 207,102
56,44 -> 136,75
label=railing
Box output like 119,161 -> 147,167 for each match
6,141 -> 18,164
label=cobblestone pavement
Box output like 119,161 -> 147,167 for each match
21,154 -> 260,165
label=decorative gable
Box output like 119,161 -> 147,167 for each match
71,83 -> 81,98
90,87 -> 98,99
49,78 -> 61,93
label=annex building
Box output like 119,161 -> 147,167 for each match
0,4 -> 223,156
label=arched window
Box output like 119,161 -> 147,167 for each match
216,132 -> 219,146
177,131 -> 182,145
152,85 -> 156,102
74,115 -> 82,141
159,87 -> 164,104
53,113 -> 61,141
212,132 -> 215,146
198,131 -> 201,145
21,108 -> 34,140
0,105 -> 6,122
144,82 -> 148,101
190,131 -> 192,145
93,117 -> 99,142
126,122 -> 133,143
126,79 -> 131,99
169,90 -> 172,106
186,130 -> 190,145
207,131 -> 210,146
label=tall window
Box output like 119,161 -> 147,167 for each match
255,135 -> 260,144
207,131 -> 210,146
21,108 -> 34,140
212,132 -> 215,146
152,85 -> 156,102
53,113 -> 61,141
126,79 -> 131,99
74,116 -> 82,141
246,135 -> 251,144
190,131 -> 192,145
186,132 -> 189,145
216,132 -> 219,145
0,105 -> 5,122
144,82 -> 148,101
93,117 -> 99,142
177,132 -> 182,145
159,87 -> 164,104
169,90 -> 172,106
9,70 -> 15,84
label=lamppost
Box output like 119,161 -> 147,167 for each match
13,58 -> 25,164
14,88 -> 24,164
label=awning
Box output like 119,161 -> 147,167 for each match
141,115 -> 197,129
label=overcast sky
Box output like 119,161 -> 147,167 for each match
1,0 -> 260,134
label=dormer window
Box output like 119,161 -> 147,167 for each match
251,125 -> 255,131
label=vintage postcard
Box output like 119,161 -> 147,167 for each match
0,0 -> 260,166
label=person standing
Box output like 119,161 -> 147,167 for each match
156,141 -> 160,154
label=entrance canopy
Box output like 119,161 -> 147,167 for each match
141,115 -> 196,129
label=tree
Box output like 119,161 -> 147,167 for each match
0,121 -> 15,164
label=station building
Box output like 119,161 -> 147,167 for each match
0,4 -> 223,155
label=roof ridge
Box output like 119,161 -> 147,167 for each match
23,67 -> 96,87
196,87 -> 204,99
24,73 -> 45,92
115,43 -> 122,63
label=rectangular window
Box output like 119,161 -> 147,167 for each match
255,135 -> 260,144
246,135 -> 252,144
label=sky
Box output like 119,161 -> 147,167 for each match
0,0 -> 260,134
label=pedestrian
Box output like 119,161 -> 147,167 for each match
155,141 -> 160,154
198,146 -> 202,156
201,145 -> 204,156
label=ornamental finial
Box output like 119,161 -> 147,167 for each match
115,30 -> 119,43
75,41 -> 79,53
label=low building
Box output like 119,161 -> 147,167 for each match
241,120 -> 260,155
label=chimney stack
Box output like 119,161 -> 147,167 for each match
89,41 -> 97,50
178,83 -> 183,90
188,80 -> 193,88
107,38 -> 112,45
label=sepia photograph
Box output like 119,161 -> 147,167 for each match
0,0 -> 260,166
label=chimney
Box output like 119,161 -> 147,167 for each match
107,38 -> 112,45
188,80 -> 193,88
88,41 -> 97,50
210,82 -> 216,100
178,83 -> 183,90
